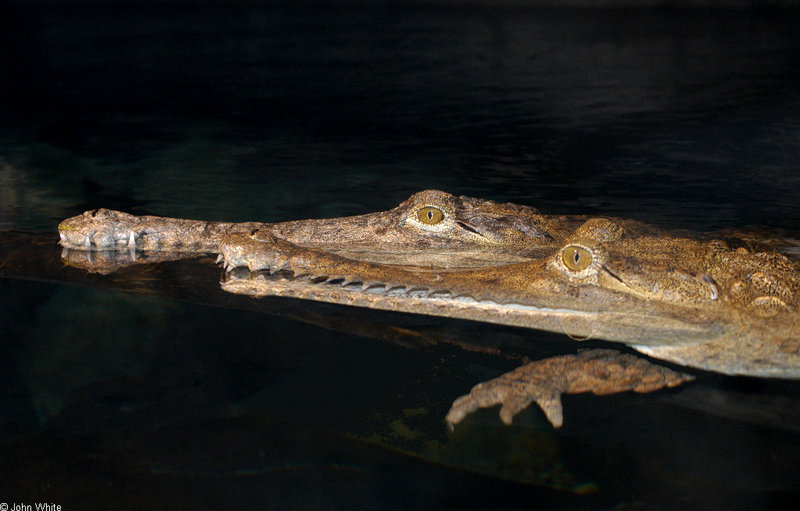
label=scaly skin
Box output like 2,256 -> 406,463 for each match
218,215 -> 800,426
56,191 -> 800,427
443,349 -> 693,428
219,217 -> 800,377
58,190 -> 585,269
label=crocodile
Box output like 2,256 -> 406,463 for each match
216,216 -> 800,427
56,191 -> 800,427
58,190 -> 583,270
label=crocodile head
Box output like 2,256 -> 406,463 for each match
58,190 -> 583,268
264,189 -> 585,267
221,216 -> 800,379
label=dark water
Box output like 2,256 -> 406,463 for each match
2,2 -> 800,509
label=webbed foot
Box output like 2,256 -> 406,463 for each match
446,349 -> 693,428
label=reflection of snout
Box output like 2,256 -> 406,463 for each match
60,247 -> 135,274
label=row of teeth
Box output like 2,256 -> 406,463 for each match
60,231 -> 139,261
60,230 -> 138,249
62,235 -> 465,300
275,272 -> 463,299
217,253 -> 238,272
216,256 -> 466,299
61,234 -> 475,302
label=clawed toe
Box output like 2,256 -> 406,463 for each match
446,349 -> 692,429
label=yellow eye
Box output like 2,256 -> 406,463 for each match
562,245 -> 592,271
417,206 -> 445,225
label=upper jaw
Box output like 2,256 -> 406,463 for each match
58,209 -> 142,250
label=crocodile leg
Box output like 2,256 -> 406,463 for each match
445,349 -> 693,428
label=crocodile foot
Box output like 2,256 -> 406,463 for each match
445,349 -> 694,428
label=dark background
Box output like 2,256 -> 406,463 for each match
1,0 -> 799,231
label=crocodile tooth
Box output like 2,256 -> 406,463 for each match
325,276 -> 349,285
428,289 -> 451,298
216,254 -> 224,264
59,233 -> 66,243
269,263 -> 288,275
61,247 -> 68,258
700,274 -> 719,301
362,281 -> 384,291
128,231 -> 136,247
406,287 -> 429,298
129,245 -> 137,262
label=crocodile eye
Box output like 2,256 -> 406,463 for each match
562,245 -> 592,271
417,206 -> 445,225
